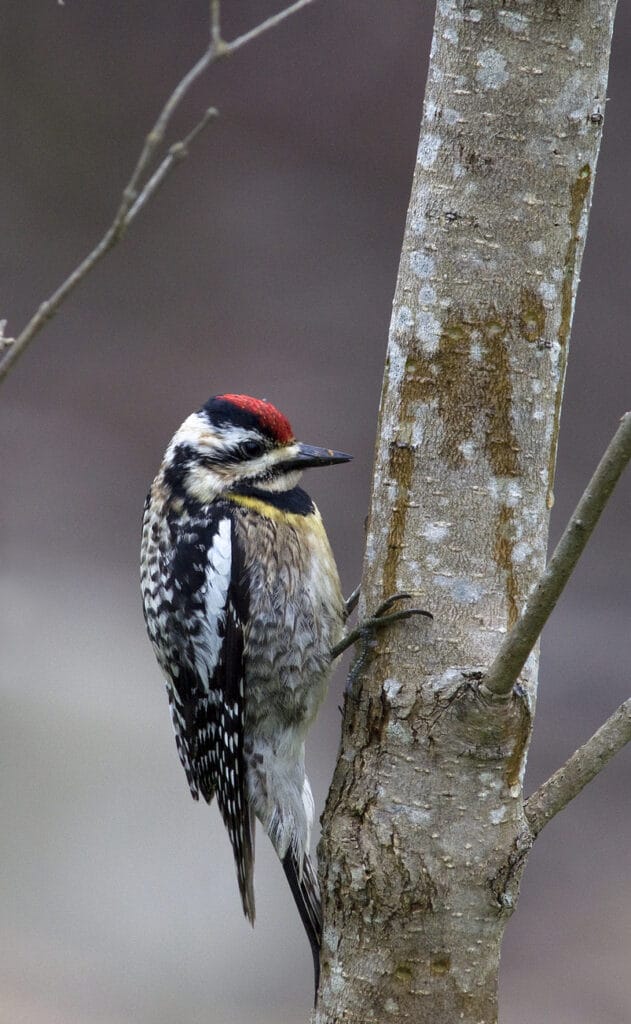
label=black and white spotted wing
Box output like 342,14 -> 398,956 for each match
161,507 -> 255,922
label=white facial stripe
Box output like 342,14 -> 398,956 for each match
210,423 -> 266,447
257,469 -> 303,491
230,443 -> 299,480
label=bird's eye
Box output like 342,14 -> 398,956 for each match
241,440 -> 265,459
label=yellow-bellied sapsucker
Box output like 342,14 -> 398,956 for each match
140,393 -> 350,992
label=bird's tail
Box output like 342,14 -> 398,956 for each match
220,797 -> 256,926
282,847 -> 322,999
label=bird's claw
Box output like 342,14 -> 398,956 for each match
331,592 -> 432,660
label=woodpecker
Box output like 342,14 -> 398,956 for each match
140,393 -> 350,993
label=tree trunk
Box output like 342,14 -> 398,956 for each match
316,2 -> 617,1021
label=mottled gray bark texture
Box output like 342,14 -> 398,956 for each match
316,2 -> 618,1022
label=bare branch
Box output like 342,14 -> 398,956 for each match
124,48 -> 217,203
525,699 -> 631,837
210,1 -> 222,48
228,0 -> 318,55
0,321 -> 14,354
125,108 -> 219,227
0,0 -> 318,387
483,412 -> 631,696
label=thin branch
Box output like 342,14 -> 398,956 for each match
121,47 -> 217,218
125,108 -> 219,226
344,585 -> 361,619
0,0 -> 318,387
210,1 -> 222,48
0,321 -> 14,354
228,0 -> 317,55
525,698 -> 631,837
483,411 -> 631,695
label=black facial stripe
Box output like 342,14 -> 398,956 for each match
199,448 -> 239,468
199,440 -> 269,468
163,443 -> 196,496
231,485 -> 315,516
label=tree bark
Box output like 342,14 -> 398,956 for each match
316,2 -> 618,1021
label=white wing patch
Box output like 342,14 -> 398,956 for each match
192,517 -> 232,684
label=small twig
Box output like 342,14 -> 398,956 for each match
0,0 -> 318,387
125,108 -> 219,226
344,585 -> 361,620
483,412 -> 631,695
117,45 -> 219,229
0,321 -> 14,353
228,0 -> 317,55
525,698 -> 631,837
210,0 -> 222,48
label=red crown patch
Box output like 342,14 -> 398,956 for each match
218,394 -> 294,444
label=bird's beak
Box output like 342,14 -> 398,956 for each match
289,443 -> 353,469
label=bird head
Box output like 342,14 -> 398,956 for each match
162,393 -> 352,504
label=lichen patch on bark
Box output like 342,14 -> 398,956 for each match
397,308 -> 522,477
493,503 -> 519,627
518,287 -> 546,345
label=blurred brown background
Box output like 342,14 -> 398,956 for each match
1,3 -> 629,1022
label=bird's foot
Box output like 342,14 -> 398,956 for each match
331,592 -> 432,660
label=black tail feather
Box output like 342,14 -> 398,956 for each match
282,848 -> 322,1000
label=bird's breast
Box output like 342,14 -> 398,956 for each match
233,503 -> 344,735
